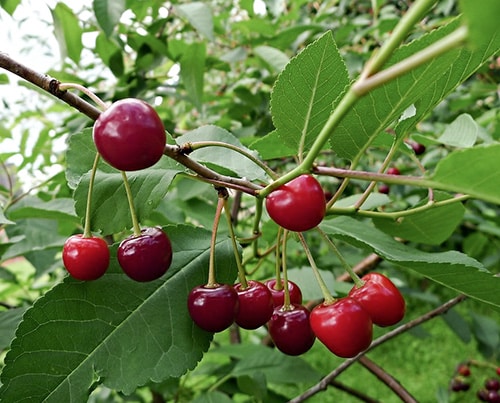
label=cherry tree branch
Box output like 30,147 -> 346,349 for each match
0,52 -> 262,196
289,294 -> 467,402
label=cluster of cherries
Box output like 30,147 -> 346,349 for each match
189,174 -> 405,358
451,362 -> 500,402
63,99 -> 173,282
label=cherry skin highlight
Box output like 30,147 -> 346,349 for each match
62,235 -> 110,281
264,279 -> 303,307
348,272 -> 405,327
117,227 -> 172,282
268,304 -> 315,356
187,284 -> 239,332
265,174 -> 326,232
234,280 -> 274,329
310,297 -> 373,358
93,98 -> 166,171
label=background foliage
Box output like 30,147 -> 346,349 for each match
0,0 -> 499,402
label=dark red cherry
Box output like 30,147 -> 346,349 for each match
234,281 -> 274,329
264,279 -> 303,307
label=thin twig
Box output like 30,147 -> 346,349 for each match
358,356 -> 418,403
289,294 -> 467,402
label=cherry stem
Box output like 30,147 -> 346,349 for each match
120,171 -> 141,236
281,229 -> 292,309
207,194 -> 225,287
297,232 -> 335,304
222,196 -> 248,289
82,153 -> 101,238
317,227 -> 364,288
273,227 -> 284,291
251,197 -> 264,259
57,82 -> 108,111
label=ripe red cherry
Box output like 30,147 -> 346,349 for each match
268,304 -> 315,356
310,297 -> 373,358
187,284 -> 239,332
378,184 -> 390,194
234,281 -> 274,329
264,279 -> 303,307
411,142 -> 426,155
117,227 -> 172,282
93,98 -> 166,171
348,272 -> 405,327
265,174 -> 326,232
456,363 -> 471,377
386,167 -> 400,175
486,379 -> 500,391
62,235 -> 110,280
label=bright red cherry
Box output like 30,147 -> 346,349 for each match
93,98 -> 166,171
234,281 -> 274,329
187,284 -> 239,332
62,235 -> 110,280
386,167 -> 400,175
265,174 -> 326,232
310,297 -> 373,358
264,279 -> 303,307
268,304 -> 315,356
348,272 -> 405,327
117,227 -> 172,282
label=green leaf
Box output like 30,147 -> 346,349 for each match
437,114 -> 479,148
93,0 -> 125,37
254,45 -> 289,74
249,130 -> 296,160
270,31 -> 350,157
180,42 -> 206,111
74,159 -> 181,234
0,207 -> 14,225
175,2 -> 214,41
0,0 -> 20,15
0,308 -> 26,350
332,18 -> 500,159
192,391 -> 233,403
95,33 -> 124,76
175,125 -> 268,181
372,192 -> 465,245
459,0 -> 500,49
7,197 -> 77,222
50,3 -> 83,64
0,225 -> 238,402
431,144 -> 500,205
321,216 -> 500,310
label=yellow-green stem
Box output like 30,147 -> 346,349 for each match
297,233 -> 335,304
281,229 -> 292,308
83,153 -> 101,238
222,198 -> 247,288
207,196 -> 225,287
274,227 -> 284,291
121,171 -> 141,236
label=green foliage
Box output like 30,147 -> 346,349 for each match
0,0 -> 499,402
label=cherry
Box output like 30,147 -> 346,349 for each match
234,280 -> 274,329
450,377 -> 470,392
487,390 -> 500,403
497,367 -> 500,376
478,389 -> 490,402
93,98 -> 166,171
348,272 -> 405,327
410,142 -> 426,155
378,184 -> 390,194
486,379 -> 500,391
187,284 -> 239,332
62,235 -> 110,280
264,279 -> 303,307
456,363 -> 471,377
268,304 -> 315,356
386,167 -> 400,175
310,297 -> 373,358
265,174 -> 326,232
117,227 -> 172,282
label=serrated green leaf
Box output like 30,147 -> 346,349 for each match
372,192 -> 465,245
332,18 -> 500,159
74,158 -> 181,234
7,197 -> 77,222
460,0 -> 500,50
0,308 -> 26,350
175,2 -> 214,41
93,0 -> 125,37
321,216 -> 500,310
431,144 -> 500,205
50,3 -> 83,64
180,42 -> 206,111
0,225 -> 238,402
437,113 -> 479,148
175,125 -> 268,181
249,130 -> 296,160
270,31 -> 350,157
